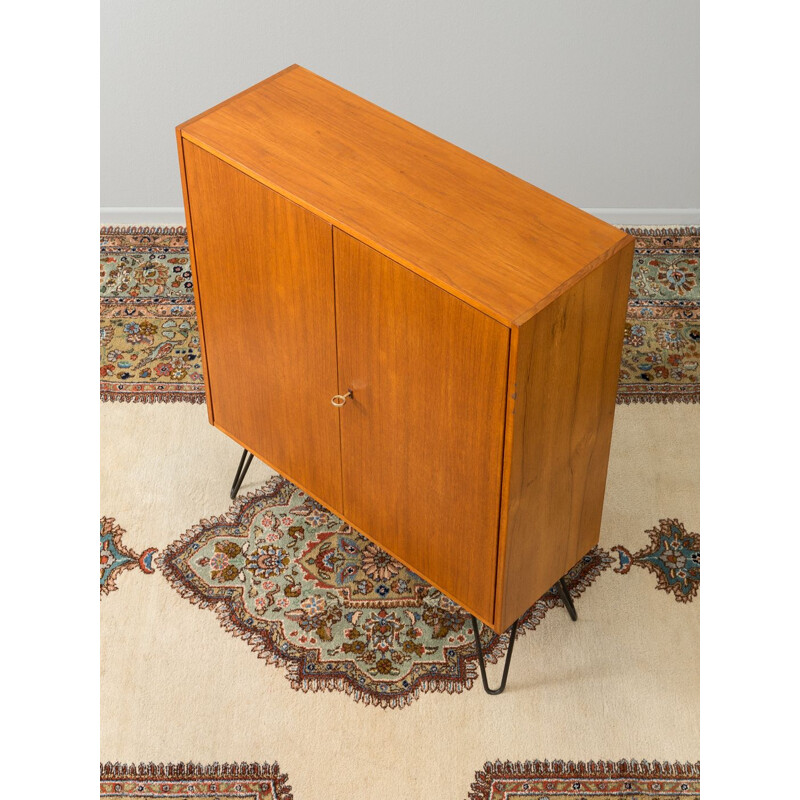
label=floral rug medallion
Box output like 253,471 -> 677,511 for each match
158,476 -> 611,708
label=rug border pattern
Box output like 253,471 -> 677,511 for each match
100,761 -> 292,799
468,759 -> 700,800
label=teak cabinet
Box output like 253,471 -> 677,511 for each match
177,65 -> 634,634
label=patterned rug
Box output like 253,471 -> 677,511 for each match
100,516 -> 157,596
100,226 -> 699,796
467,760 -> 700,799
99,759 -> 698,800
100,763 -> 293,799
99,226 -> 699,404
93,474 -> 702,709
100,395 -> 699,796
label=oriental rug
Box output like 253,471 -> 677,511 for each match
100,516 -> 157,596
467,759 -> 700,800
149,475 -> 698,708
100,222 -> 700,797
100,762 -> 292,800
99,759 -> 700,800
99,226 -> 699,405
101,398 -> 699,799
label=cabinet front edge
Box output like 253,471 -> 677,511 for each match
512,232 -> 636,327
176,131 -> 215,424
493,323 -> 520,632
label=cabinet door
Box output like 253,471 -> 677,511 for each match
182,141 -> 343,510
333,230 -> 509,622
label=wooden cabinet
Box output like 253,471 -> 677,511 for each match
177,65 -> 634,633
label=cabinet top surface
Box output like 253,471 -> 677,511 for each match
179,65 -> 632,325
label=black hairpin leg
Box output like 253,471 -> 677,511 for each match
557,577 -> 578,621
230,448 -> 254,499
470,615 -> 519,695
469,572 -> 578,696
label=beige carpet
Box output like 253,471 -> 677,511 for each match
100,401 -> 698,799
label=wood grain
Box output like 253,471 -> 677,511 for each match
179,65 -> 630,325
176,130 -> 214,424
333,230 -> 509,624
494,240 -> 634,631
181,140 -> 344,512
177,67 -> 637,635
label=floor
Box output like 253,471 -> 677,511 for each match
100,400 -> 699,800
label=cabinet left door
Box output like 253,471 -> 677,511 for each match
180,140 -> 344,511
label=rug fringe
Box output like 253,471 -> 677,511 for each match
474,758 -> 700,779
100,390 -> 206,405
100,390 -> 698,405
99,225 -> 699,237
101,761 -> 284,779
99,761 -> 292,799
619,225 -> 699,236
100,225 -> 187,236
467,759 -> 699,800
616,393 -> 699,405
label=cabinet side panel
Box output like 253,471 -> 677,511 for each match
497,240 -> 634,630
182,141 -> 343,511
334,230 -> 509,625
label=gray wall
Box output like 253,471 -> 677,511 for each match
101,0 -> 699,221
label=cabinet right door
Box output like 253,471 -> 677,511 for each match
333,230 -> 509,623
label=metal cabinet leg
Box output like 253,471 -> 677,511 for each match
469,571 -> 579,695
230,448 -> 254,499
556,576 -> 578,621
470,615 -> 519,695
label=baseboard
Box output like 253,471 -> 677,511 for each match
100,208 -> 187,226
100,207 -> 700,228
583,209 -> 699,225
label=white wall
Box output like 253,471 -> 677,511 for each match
101,0 -> 699,224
